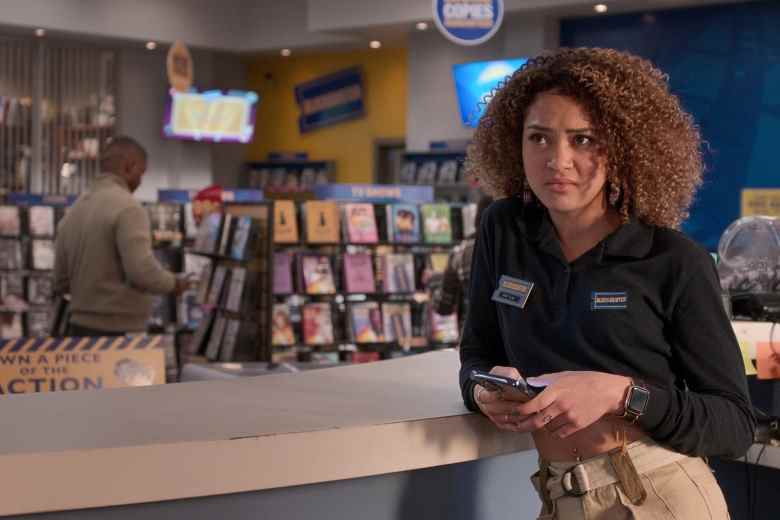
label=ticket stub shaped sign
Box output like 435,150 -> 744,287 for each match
0,336 -> 168,395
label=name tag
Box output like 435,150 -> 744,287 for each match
491,275 -> 534,309
591,291 -> 628,310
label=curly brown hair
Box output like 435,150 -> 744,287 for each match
466,47 -> 703,228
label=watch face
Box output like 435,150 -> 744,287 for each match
628,386 -> 651,414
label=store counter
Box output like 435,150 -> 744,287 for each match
0,350 -> 539,519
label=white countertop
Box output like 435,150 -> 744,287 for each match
0,349 -> 533,515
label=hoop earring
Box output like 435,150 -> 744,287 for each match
608,179 -> 621,206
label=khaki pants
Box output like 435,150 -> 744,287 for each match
531,440 -> 730,519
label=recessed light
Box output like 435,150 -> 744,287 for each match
34,28 -> 46,38
594,4 -> 608,13
280,48 -> 292,57
145,41 -> 157,50
416,22 -> 429,31
369,40 -> 382,49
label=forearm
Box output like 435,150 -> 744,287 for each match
117,206 -> 176,294
640,383 -> 754,458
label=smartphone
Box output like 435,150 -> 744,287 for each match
469,369 -> 542,402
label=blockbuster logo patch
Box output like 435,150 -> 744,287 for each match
591,291 -> 629,310
433,0 -> 504,46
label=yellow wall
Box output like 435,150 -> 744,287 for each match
247,48 -> 407,184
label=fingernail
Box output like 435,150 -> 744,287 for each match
526,377 -> 549,387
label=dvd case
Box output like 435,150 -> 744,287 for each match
343,253 -> 376,294
27,275 -> 54,305
343,203 -> 379,244
382,253 -> 415,293
302,303 -> 334,345
387,204 -> 421,243
272,303 -> 296,346
205,314 -> 228,360
0,239 -> 23,269
349,302 -> 383,343
381,302 -> 413,343
300,254 -> 336,295
0,206 -> 21,237
29,206 -> 55,237
273,251 -> 294,294
421,204 -> 453,244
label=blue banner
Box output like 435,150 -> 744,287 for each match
6,193 -> 77,206
222,189 -> 264,202
313,184 -> 434,203
157,189 -> 194,203
158,189 -> 263,203
295,67 -> 365,133
433,0 -> 504,46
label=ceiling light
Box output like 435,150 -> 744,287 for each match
280,48 -> 292,57
369,40 -> 382,49
594,4 -> 608,13
34,28 -> 46,38
145,41 -> 157,50
416,22 -> 429,31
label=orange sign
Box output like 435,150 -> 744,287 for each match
167,41 -> 194,93
0,336 -> 167,395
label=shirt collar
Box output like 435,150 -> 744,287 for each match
94,173 -> 131,193
514,202 -> 654,261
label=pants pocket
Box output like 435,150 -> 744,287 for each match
632,458 -> 727,520
676,458 -> 730,520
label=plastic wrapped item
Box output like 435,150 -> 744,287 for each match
717,216 -> 780,293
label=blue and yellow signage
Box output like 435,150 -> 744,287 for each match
295,67 -> 365,133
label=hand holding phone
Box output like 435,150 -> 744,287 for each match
470,369 -> 543,402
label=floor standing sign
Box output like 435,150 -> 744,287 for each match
0,336 -> 168,394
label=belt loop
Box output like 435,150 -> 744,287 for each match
538,458 -> 555,515
607,448 -> 647,505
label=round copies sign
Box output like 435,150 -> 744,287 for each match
432,0 -> 504,46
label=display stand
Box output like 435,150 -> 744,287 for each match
269,184 -> 476,364
399,151 -> 472,202
0,193 -> 75,339
186,200 -> 274,362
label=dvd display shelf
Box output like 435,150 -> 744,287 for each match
398,151 -> 473,203
268,198 -> 477,364
0,198 -> 70,339
184,202 -> 274,364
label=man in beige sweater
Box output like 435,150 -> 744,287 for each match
54,136 -> 187,336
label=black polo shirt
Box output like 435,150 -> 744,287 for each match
459,197 -> 755,458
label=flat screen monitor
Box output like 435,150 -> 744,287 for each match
452,57 -> 527,127
163,89 -> 259,143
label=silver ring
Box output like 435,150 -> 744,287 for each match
543,415 -> 553,424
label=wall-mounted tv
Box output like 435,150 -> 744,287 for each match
163,89 -> 259,143
452,57 -> 527,127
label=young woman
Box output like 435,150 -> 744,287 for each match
459,47 -> 754,519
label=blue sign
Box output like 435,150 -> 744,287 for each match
313,184 -> 434,203
157,189 -> 194,203
6,193 -> 77,206
157,189 -> 264,203
433,0 -> 504,46
295,67 -> 365,133
222,189 -> 264,203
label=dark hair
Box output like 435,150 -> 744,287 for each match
466,47 -> 703,229
100,136 -> 147,172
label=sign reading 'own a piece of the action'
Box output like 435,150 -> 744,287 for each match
0,336 -> 167,394
295,67 -> 365,133
433,0 -> 504,46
